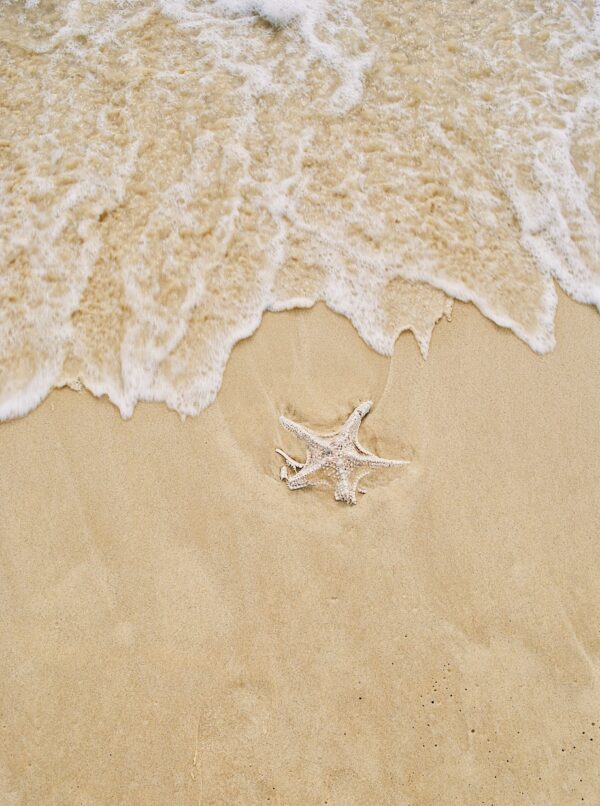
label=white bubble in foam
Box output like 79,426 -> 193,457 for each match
214,0 -> 305,27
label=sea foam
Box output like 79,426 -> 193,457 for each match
214,0 -> 305,27
0,0 -> 598,421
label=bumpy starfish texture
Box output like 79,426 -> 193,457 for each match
276,400 -> 408,505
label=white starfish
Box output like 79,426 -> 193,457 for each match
276,400 -> 409,505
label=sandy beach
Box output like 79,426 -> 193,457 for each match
2,1 -> 600,802
1,295 -> 599,804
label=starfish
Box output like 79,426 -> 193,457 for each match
276,400 -> 409,505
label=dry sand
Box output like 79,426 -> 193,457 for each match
1,295 -> 599,804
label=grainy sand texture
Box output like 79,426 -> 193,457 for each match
1,296 -> 599,804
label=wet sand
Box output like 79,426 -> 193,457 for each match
1,295 -> 599,804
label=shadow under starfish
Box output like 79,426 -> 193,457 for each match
276,400 -> 409,505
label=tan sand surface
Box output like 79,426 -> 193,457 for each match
1,295 -> 599,804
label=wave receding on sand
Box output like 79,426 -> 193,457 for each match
0,0 -> 599,420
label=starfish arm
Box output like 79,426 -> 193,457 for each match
334,465 -> 356,504
298,479 -> 332,491
338,400 -> 373,440
275,448 -> 304,469
353,449 -> 409,469
285,460 -> 325,490
279,416 -> 328,451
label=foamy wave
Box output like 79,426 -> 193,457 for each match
0,0 -> 598,421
